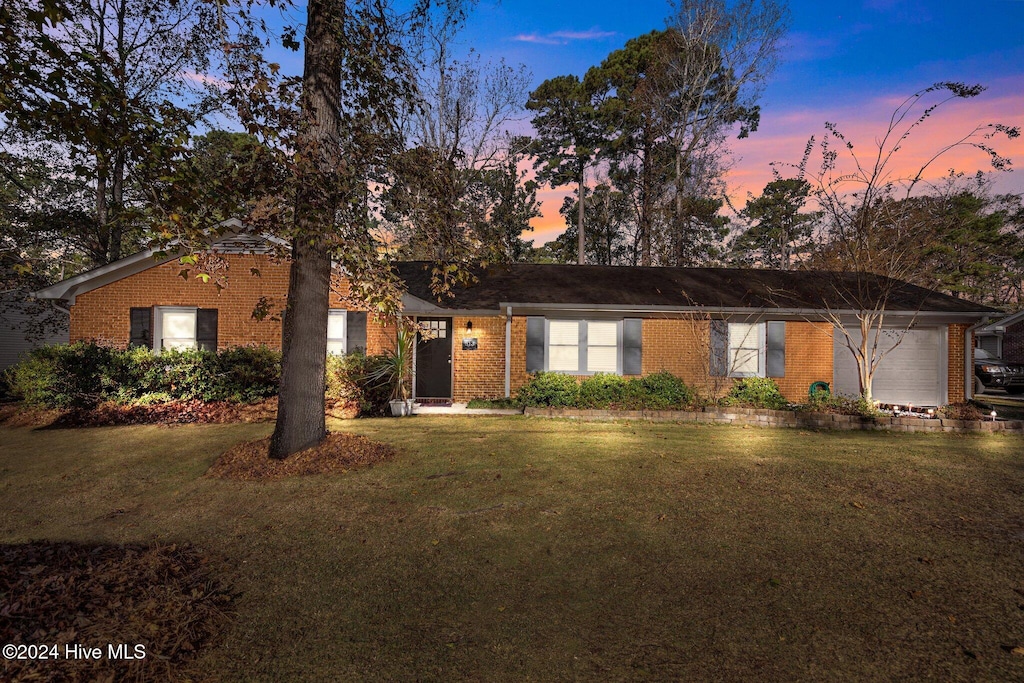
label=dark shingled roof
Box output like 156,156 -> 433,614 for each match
396,262 -> 998,314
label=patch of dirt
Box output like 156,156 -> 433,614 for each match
0,399 -> 280,429
206,432 -> 396,481
0,404 -> 64,428
0,541 -> 233,683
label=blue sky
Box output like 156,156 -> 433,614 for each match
450,0 -> 1024,241
262,0 -> 1024,242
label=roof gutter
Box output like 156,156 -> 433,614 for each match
498,302 -> 995,319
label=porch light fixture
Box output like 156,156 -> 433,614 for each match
466,320 -> 473,332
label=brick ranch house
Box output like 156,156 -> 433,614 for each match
34,229 -> 996,408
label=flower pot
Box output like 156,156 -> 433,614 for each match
389,399 -> 413,417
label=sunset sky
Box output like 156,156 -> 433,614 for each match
448,0 -> 1024,245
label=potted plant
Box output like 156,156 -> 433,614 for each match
368,321 -> 416,417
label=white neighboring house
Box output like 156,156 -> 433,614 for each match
0,292 -> 69,371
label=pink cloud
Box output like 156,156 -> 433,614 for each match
180,70 -> 230,89
527,84 -> 1024,246
728,85 -> 1024,203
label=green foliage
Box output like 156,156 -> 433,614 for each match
7,341 -> 117,408
578,373 -> 628,408
6,342 -> 281,408
730,178 -> 818,268
325,352 -> 394,417
802,392 -> 879,418
215,346 -> 282,403
727,377 -> 788,410
628,371 -> 695,409
517,371 -> 696,410
514,372 -> 581,408
466,397 -> 518,409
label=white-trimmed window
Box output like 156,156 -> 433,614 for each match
548,320 -> 581,372
327,309 -> 347,355
159,308 -> 197,350
153,306 -> 218,353
546,320 -> 622,375
728,322 -> 765,377
587,321 -> 619,373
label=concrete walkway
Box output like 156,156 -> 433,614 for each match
411,403 -> 522,416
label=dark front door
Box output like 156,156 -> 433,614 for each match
416,317 -> 452,398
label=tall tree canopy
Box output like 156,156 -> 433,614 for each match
0,0 -> 222,265
526,75 -> 604,265
729,177 -> 817,269
530,0 -> 787,266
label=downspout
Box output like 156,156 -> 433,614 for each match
504,306 -> 512,398
964,317 -> 990,401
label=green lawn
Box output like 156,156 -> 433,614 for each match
2,417 -> 1024,681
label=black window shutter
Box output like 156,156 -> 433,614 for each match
526,317 -> 545,373
196,309 -> 218,352
129,308 -> 152,349
622,318 -> 643,375
709,319 -> 728,377
766,321 -> 786,377
346,311 -> 367,353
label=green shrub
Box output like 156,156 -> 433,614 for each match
802,392 -> 879,418
578,374 -> 627,408
325,352 -> 393,417
514,372 -> 580,407
727,377 -> 788,409
6,341 -> 281,408
629,371 -> 695,409
216,346 -> 281,403
7,341 -> 116,408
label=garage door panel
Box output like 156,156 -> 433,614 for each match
833,327 -> 944,405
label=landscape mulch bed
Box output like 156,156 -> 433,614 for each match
0,398 -> 362,429
206,432 -> 397,481
0,541 -> 233,683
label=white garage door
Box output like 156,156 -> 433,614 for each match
833,327 -> 946,406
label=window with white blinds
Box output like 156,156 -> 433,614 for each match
728,322 -> 763,376
587,321 -> 618,373
326,310 -> 347,355
545,320 -> 621,374
548,320 -> 580,372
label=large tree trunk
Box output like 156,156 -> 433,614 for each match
640,134 -> 653,267
269,0 -> 342,459
95,155 -> 109,265
108,152 -> 125,262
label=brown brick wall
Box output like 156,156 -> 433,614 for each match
450,315 -> 506,402
1004,322 -> 1024,363
69,254 -> 394,352
948,323 -> 970,404
640,318 -> 712,386
505,316 -> 835,403
71,254 -> 290,348
774,322 -> 834,401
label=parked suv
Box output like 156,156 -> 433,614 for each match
975,348 -> 1024,395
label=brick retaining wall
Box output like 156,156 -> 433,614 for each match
523,406 -> 1024,434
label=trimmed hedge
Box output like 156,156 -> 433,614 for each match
516,371 -> 696,410
6,342 -> 281,408
726,377 -> 788,410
